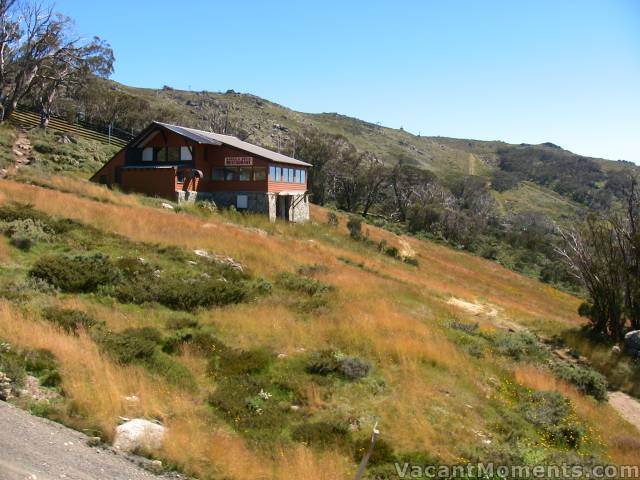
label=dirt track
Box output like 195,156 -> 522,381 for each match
0,401 -> 168,480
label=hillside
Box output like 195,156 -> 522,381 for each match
1,125 -> 640,479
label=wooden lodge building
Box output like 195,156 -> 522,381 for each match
90,122 -> 312,222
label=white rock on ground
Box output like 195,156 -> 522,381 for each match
161,203 -> 174,210
113,419 -> 165,453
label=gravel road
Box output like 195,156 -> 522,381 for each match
0,401 -> 168,480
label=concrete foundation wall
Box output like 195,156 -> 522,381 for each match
177,190 -> 309,223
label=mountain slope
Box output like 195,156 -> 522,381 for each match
1,167 -> 639,478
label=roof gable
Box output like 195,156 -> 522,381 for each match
153,122 -> 312,167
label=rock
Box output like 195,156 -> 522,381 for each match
19,375 -> 60,402
624,330 -> 640,357
0,371 -> 12,401
290,405 -> 300,412
124,395 -> 140,404
113,419 -> 165,453
161,203 -> 174,210
86,436 -> 102,447
612,345 -> 622,355
193,249 -> 210,258
277,353 -> 287,359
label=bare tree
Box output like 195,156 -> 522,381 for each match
0,1 -> 112,123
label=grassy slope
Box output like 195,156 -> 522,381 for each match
1,148 -> 640,479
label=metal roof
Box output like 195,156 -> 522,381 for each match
154,122 -> 312,167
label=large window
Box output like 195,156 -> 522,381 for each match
239,167 -> 252,181
269,166 -> 277,181
167,147 -> 180,162
142,147 -> 153,161
253,167 -> 266,181
299,169 -> 306,184
180,146 -> 192,161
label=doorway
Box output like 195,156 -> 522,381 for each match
276,195 -> 290,221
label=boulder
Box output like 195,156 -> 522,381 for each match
161,203 -> 174,210
113,419 -> 165,453
612,345 -> 622,355
624,330 -> 640,357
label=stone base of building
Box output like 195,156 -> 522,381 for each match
176,190 -> 309,223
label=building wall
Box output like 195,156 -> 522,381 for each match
120,168 -> 177,199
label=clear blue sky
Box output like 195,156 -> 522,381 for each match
56,0 -> 640,162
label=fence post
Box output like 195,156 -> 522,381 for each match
354,422 -> 380,480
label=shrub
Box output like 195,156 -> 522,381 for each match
42,307 -> 97,334
98,327 -> 162,364
520,391 -> 584,449
0,203 -> 74,234
449,320 -> 479,334
165,315 -> 199,330
346,216 -> 362,240
551,362 -> 608,401
403,256 -> 419,266
296,264 -> 328,276
493,331 -> 549,362
326,211 -> 339,227
114,273 -> 247,311
208,375 -> 286,433
384,246 -> 399,258
338,356 -> 371,380
0,277 -> 57,302
352,437 -> 397,466
209,347 -> 273,377
1,218 -> 52,250
306,350 -> 371,381
276,272 -> 333,296
30,253 -> 120,293
291,421 -> 350,447
163,329 -> 224,356
144,350 -> 196,390
23,349 -> 60,387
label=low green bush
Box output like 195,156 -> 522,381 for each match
520,391 -> 584,449
30,253 -> 120,293
207,375 -> 286,433
493,331 -> 549,362
23,349 -> 61,387
144,350 -> 196,390
291,421 -> 350,447
42,307 -> 97,334
0,203 -> 75,234
98,327 -> 162,364
276,272 -> 333,296
327,211 -> 339,227
163,329 -> 224,356
551,362 -> 608,401
306,350 -> 371,381
346,216 -> 363,240
0,277 -> 57,302
352,437 -> 397,466
209,346 -> 273,377
165,315 -> 199,330
1,218 -> 52,250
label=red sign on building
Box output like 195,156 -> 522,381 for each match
224,157 -> 253,166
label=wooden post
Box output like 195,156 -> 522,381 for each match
354,422 -> 379,480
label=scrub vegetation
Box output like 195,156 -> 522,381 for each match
1,146 -> 640,478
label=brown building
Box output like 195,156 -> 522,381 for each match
90,122 -> 312,222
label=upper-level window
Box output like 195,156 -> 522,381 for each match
299,169 -> 306,184
269,166 -> 277,180
253,167 -> 266,181
142,147 -> 153,161
180,146 -> 192,161
239,167 -> 252,181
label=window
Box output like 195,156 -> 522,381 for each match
180,146 -> 192,161
142,147 -> 153,161
155,147 -> 167,162
212,168 -> 225,181
224,167 -> 237,181
282,168 -> 289,182
177,171 -> 186,183
269,166 -> 277,180
300,169 -> 306,184
236,194 -> 248,209
253,167 -> 266,181
167,147 -> 180,162
239,167 -> 252,181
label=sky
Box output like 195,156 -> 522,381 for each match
55,0 -> 640,163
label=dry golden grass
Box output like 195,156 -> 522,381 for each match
0,179 -> 625,476
0,301 -> 352,479
0,236 -> 10,264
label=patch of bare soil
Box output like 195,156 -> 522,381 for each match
609,391 -> 640,432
